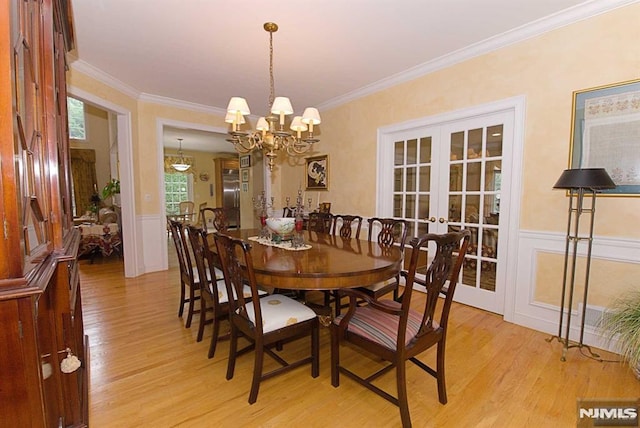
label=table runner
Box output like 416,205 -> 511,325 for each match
248,236 -> 311,251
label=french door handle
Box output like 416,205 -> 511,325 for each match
429,217 -> 436,223
439,217 -> 447,223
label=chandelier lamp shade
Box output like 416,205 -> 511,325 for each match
226,22 -> 321,171
171,138 -> 191,172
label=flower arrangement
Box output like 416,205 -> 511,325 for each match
101,178 -> 120,200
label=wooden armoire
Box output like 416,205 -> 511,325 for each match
0,0 -> 88,426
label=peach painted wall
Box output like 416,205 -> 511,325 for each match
280,3 -> 640,240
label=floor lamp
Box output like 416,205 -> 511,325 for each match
548,168 -> 615,361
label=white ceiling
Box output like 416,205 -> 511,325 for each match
70,0 -> 632,152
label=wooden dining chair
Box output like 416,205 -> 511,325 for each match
179,200 -> 196,223
186,224 -> 229,356
195,202 -> 207,226
201,207 -> 231,233
186,225 -> 262,357
168,219 -> 203,327
282,206 -> 296,217
325,214 -> 363,314
307,212 -> 333,234
331,229 -> 471,428
331,214 -> 362,239
214,233 -> 320,404
358,217 -> 409,302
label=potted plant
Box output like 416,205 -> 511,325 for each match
599,289 -> 640,379
101,178 -> 120,206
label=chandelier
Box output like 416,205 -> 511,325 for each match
171,138 -> 191,172
226,22 -> 321,171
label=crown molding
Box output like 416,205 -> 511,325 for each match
317,0 -> 639,111
70,58 -> 141,100
138,93 -> 226,115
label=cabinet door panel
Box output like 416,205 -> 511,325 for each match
0,299 -> 43,426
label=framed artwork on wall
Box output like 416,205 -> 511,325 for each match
570,78 -> 640,195
305,154 -> 328,190
241,169 -> 249,182
240,155 -> 251,168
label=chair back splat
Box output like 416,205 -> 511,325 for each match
349,218 -> 409,309
167,219 -> 201,328
331,229 -> 471,428
201,207 -> 231,233
331,214 -> 363,239
214,233 -> 320,404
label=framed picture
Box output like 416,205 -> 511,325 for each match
241,169 -> 249,182
241,182 -> 248,192
240,155 -> 251,168
570,78 -> 640,195
305,154 -> 329,190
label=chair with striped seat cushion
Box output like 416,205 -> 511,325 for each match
331,229 -> 471,428
214,232 -> 320,404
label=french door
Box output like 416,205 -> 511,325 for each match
381,107 -> 517,315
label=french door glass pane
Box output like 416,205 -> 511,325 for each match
417,195 -> 429,220
393,195 -> 402,217
419,137 -> 432,163
451,131 -> 464,160
466,162 -> 482,191
394,141 -> 404,165
485,160 -> 502,191
419,166 -> 431,191
486,125 -> 503,157
468,128 -> 483,157
449,195 -> 462,222
406,167 -> 416,192
407,139 -> 417,164
394,169 -> 403,192
405,194 -> 415,218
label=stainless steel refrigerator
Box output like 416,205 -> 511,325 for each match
221,167 -> 240,228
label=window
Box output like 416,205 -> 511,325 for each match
165,173 -> 192,214
67,97 -> 86,140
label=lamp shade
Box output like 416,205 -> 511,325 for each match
290,116 -> 307,132
256,117 -> 269,131
271,97 -> 294,115
301,107 -> 321,125
553,168 -> 616,190
172,162 -> 191,172
227,97 -> 250,115
225,111 -> 245,124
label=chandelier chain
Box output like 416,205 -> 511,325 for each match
268,30 -> 275,110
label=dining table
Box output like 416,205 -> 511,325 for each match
222,228 -> 404,291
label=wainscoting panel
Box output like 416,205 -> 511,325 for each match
138,214 -> 169,274
513,230 -> 640,350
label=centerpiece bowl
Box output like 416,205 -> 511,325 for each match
266,217 -> 296,241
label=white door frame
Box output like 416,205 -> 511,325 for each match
155,119 -> 228,270
68,86 -> 140,277
377,96 -> 526,321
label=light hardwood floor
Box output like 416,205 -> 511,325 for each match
80,248 -> 640,427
